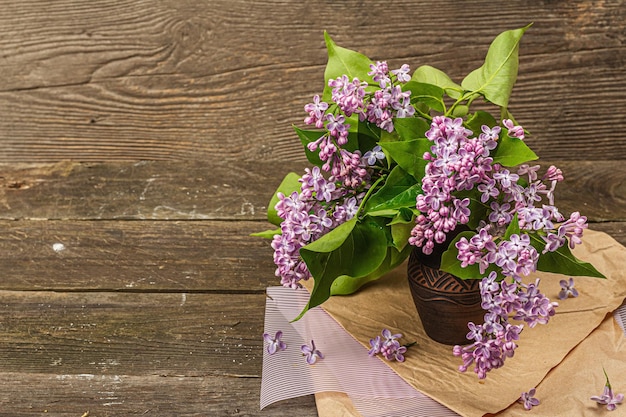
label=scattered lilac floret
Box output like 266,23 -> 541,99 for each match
301,340 -> 324,365
368,335 -> 382,356
381,342 -> 407,362
519,388 -> 540,410
368,329 -> 409,362
262,330 -> 287,355
558,277 -> 579,300
591,372 -> 624,411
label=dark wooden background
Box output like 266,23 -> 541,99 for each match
0,1 -> 624,416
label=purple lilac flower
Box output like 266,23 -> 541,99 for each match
559,211 -> 588,249
503,119 -> 525,140
518,164 -> 540,181
543,165 -> 564,182
369,61 -> 391,88
477,179 -> 499,203
391,64 -> 411,83
304,95 -> 329,128
332,196 -> 359,223
394,94 -> 416,118
362,145 -> 385,166
303,67 -> 414,185
558,277 -> 579,300
456,230 -> 539,278
488,201 -> 512,226
368,329 -> 408,362
328,75 -> 367,117
361,73 -> 414,132
479,125 -> 501,142
542,231 -> 565,254
300,166 -> 336,202
519,388 -> 540,410
381,342 -> 407,362
381,328 -> 402,342
325,113 -> 350,145
368,335 -> 382,356
301,340 -> 324,365
263,330 -> 287,355
591,371 -> 624,411
379,329 -> 406,362
454,273 -> 557,379
409,117 -> 500,254
493,168 -> 519,188
592,385 -> 624,411
272,167 -> 366,289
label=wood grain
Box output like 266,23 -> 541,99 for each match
0,1 -> 624,162
1,160 -> 625,222
0,373 -> 317,416
0,291 -> 267,376
0,219 -> 276,291
1,219 -> 624,291
0,160 -> 286,221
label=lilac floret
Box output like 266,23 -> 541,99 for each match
263,330 -> 287,355
558,277 -> 579,300
301,340 -> 324,365
519,388 -> 540,410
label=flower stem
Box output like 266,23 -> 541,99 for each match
356,174 -> 387,218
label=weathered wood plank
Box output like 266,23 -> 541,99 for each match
0,219 -> 276,291
1,160 -> 626,222
1,219 -> 624,292
0,372 -> 317,416
0,290 -> 318,415
0,1 -> 624,162
0,291 -> 267,376
0,160 -> 286,221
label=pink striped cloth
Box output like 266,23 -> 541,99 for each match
260,286 -> 460,416
260,286 -> 626,417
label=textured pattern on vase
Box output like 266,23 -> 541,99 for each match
407,262 -> 481,305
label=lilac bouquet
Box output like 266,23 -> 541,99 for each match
255,25 -> 605,375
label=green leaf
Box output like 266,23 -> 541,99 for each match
356,120 -> 381,152
296,217 -> 389,319
322,32 -> 375,101
330,244 -> 412,295
366,209 -> 399,218
403,81 -> 445,112
294,126 -> 325,167
393,117 -> 431,141
295,124 -> 367,167
530,234 -> 606,278
267,172 -> 301,226
250,228 -> 281,239
451,104 -> 469,118
411,65 -> 462,99
492,132 -> 538,167
465,110 -> 498,134
364,166 -> 420,213
379,139 -> 431,180
379,128 -> 400,143
389,207 -> 416,224
461,24 -> 532,108
391,220 -> 414,251
504,213 -> 520,240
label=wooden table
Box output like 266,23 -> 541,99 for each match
0,1 -> 624,415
